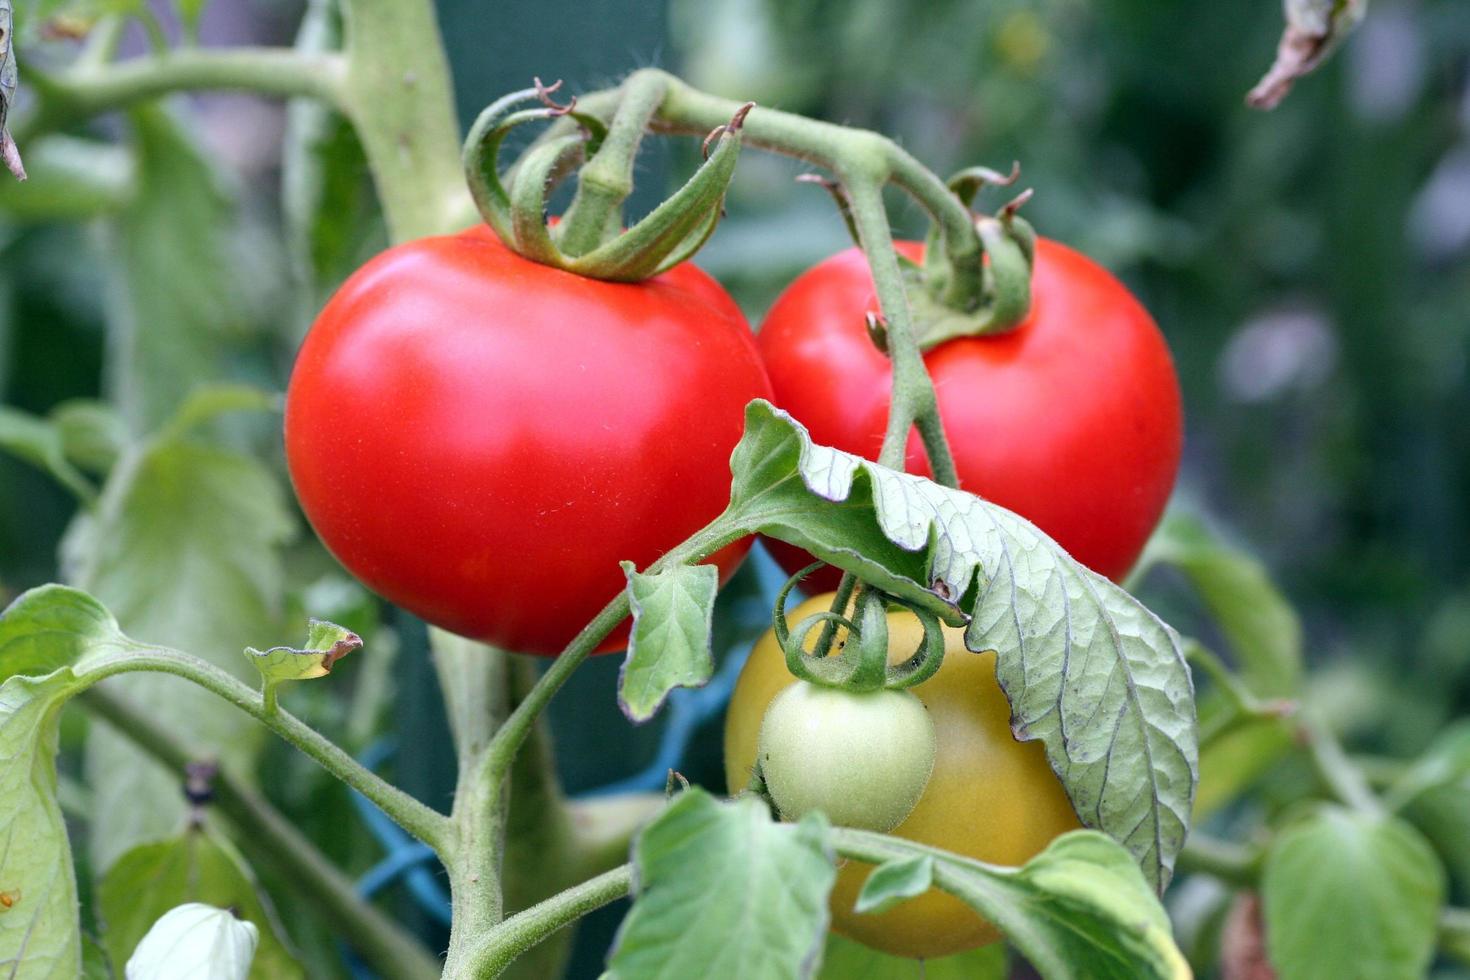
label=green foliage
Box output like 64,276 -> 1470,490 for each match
727,400 -> 1197,889
64,388 -> 292,871
245,618 -> 360,690
852,856 -> 933,915
99,829 -> 302,979
845,830 -> 1189,979
1261,806 -> 1445,980
0,586 -> 150,979
606,790 -> 836,978
816,934 -> 1007,979
618,561 -> 718,722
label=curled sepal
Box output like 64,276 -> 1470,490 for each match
569,101 -> 753,281
462,85 -> 608,245
882,602 -> 946,691
1,0 -> 26,181
244,618 -> 360,712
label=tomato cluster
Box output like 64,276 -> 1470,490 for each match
286,225 -> 1179,960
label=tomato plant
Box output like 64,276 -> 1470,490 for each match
285,226 -> 769,654
2,3 -> 1452,979
727,593 -> 1082,958
759,238 -> 1182,590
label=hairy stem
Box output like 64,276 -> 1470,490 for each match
460,866 -> 634,978
16,49 -> 346,143
88,647 -> 450,850
338,0 -> 470,240
83,686 -> 442,980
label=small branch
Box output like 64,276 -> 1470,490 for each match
842,177 -> 959,485
1175,833 -> 1263,887
478,517 -> 745,791
457,865 -> 633,979
1300,712 -> 1383,815
83,686 -> 442,980
16,48 -> 347,142
90,648 -> 451,851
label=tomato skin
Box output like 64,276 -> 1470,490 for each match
285,227 -> 771,655
758,239 -> 1182,591
725,593 -> 1081,959
758,681 -> 936,833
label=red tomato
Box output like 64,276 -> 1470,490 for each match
759,239 -> 1181,590
285,227 -> 771,655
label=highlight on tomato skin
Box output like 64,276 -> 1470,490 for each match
756,238 -> 1183,593
726,592 -> 1083,959
284,226 -> 772,656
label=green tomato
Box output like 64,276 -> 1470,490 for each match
757,680 -> 937,833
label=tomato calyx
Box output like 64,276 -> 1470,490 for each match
461,74 -> 752,282
894,165 -> 1039,350
772,564 -> 946,694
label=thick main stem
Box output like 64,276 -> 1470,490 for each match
338,0 -> 470,240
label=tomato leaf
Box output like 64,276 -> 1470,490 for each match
843,830 -> 1188,979
63,389 -> 292,871
853,855 -> 933,915
0,405 -> 98,502
726,400 -> 1197,890
618,562 -> 718,723
103,107 -> 277,433
1261,806 -> 1445,980
0,586 -> 161,980
100,829 -> 302,980
1384,719 -> 1470,813
606,789 -> 835,978
1140,513 -> 1302,697
245,618 -> 360,687
817,934 -> 1007,979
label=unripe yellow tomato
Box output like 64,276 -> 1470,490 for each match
724,592 -> 1082,959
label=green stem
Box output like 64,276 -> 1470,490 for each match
83,686 -> 442,980
556,70 -> 669,256
16,49 -> 346,143
88,647 -> 450,850
478,516 -> 747,792
1300,713 -> 1383,815
842,177 -> 958,483
433,630 -> 513,976
1175,833 -> 1263,887
460,866 -> 634,978
338,0 -> 471,240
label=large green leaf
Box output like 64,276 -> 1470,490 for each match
99,829 -> 301,979
845,830 -> 1187,979
1261,806 -> 1445,980
63,390 -> 292,870
1384,719 -> 1470,813
618,561 -> 717,722
606,790 -> 836,978
0,587 -> 164,979
725,401 -> 1197,889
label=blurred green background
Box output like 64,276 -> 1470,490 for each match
3,0 -> 1470,976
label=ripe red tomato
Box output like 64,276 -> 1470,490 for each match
285,227 -> 772,655
758,239 -> 1181,590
